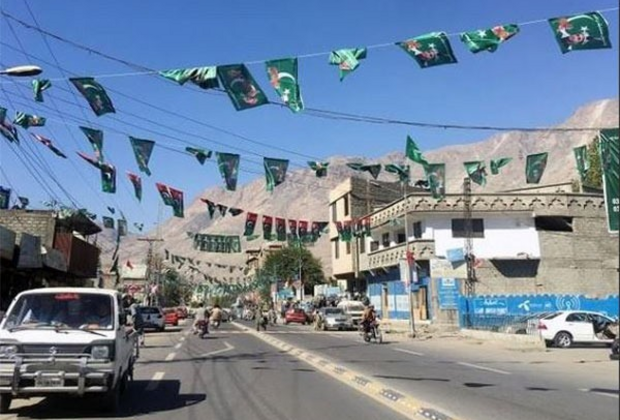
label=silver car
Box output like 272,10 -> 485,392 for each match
320,307 -> 351,331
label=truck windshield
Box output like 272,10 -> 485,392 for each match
2,293 -> 115,331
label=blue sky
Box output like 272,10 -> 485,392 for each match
0,0 -> 618,230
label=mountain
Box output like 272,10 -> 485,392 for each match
101,98 -> 619,280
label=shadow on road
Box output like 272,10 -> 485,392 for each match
374,374 -> 449,382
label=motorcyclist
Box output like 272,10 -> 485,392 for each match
210,304 -> 223,329
361,304 -> 377,334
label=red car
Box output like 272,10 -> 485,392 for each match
175,306 -> 188,319
164,309 -> 179,326
284,308 -> 308,325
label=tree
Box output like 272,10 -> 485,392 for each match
262,244 -> 325,294
584,136 -> 603,189
160,268 -> 192,307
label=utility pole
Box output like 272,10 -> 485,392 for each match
402,182 -> 416,338
463,177 -> 476,297
138,237 -> 164,306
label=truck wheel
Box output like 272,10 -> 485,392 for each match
0,394 -> 12,414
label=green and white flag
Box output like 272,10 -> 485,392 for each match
13,112 -> 46,129
159,66 -> 219,89
329,48 -> 367,81
100,163 -> 117,194
397,32 -> 457,68
308,161 -> 329,177
129,137 -> 155,176
264,157 -> 289,192
186,147 -> 212,165
460,24 -> 520,54
217,64 -> 269,111
573,145 -> 590,182
32,79 -> 52,102
405,135 -> 429,166
347,162 -> 382,179
490,157 -> 512,175
425,163 -> 446,199
102,216 -> 115,229
80,126 -> 104,163
549,12 -> 612,54
384,163 -> 410,183
598,128 -> 619,233
0,107 -> 19,143
117,218 -> 128,237
525,153 -> 548,184
266,58 -> 304,113
70,77 -> 116,116
464,161 -> 487,186
217,152 -> 240,191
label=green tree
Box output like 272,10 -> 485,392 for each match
262,244 -> 325,293
584,137 -> 603,189
160,268 -> 192,307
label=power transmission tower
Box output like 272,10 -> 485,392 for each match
463,177 -> 476,297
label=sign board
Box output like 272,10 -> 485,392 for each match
398,259 -> 411,285
437,278 -> 460,310
446,248 -> 465,263
599,128 -> 619,233
430,258 -> 467,279
17,233 -> 42,268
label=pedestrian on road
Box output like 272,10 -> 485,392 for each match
256,310 -> 268,331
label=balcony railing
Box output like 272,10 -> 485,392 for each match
361,239 -> 435,271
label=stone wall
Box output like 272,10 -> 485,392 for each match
0,210 -> 56,248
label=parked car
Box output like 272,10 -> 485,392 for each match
320,307 -> 351,331
538,310 -> 617,348
163,309 -> 179,326
284,308 -> 308,325
337,300 -> 366,326
175,306 -> 188,319
502,312 -> 554,334
136,306 -> 165,332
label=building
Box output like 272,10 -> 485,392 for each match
330,179 -> 619,326
0,209 -> 101,311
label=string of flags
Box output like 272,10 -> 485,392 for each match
164,248 -> 247,272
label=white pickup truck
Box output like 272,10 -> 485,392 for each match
0,287 -> 139,413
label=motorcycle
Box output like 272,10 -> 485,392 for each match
193,319 -> 210,338
360,320 -> 383,344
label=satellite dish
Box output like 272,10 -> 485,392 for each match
0,65 -> 43,77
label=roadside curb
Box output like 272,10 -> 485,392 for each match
231,322 -> 463,420
459,329 -> 546,350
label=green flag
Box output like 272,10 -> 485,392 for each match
266,58 -> 304,113
70,77 -> 116,116
405,136 -> 428,166
159,66 -> 219,89
186,147 -> 212,165
127,172 -> 142,201
464,161 -> 487,186
347,162 -> 382,179
384,163 -> 410,183
264,157 -> 289,192
425,163 -> 446,199
13,112 -> 46,129
598,128 -> 619,233
129,137 -> 155,176
525,153 -> 548,184
0,107 -> 19,143
397,32 -> 457,68
100,163 -> 116,193
32,79 -> 52,102
169,186 -> 184,218
217,64 -> 269,111
308,161 -> 329,177
156,182 -> 174,206
573,145 -> 590,182
460,24 -> 520,54
549,12 -> 612,54
262,216 -> 273,240
217,152 -> 240,191
102,216 -> 114,229
79,126 -> 104,163
490,157 -> 512,175
329,48 -> 367,81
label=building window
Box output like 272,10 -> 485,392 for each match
413,221 -> 423,239
346,241 -> 351,255
370,241 -> 379,252
331,203 -> 337,222
343,195 -> 350,217
451,218 -> 484,238
535,216 -> 573,232
397,232 -> 406,244
360,237 -> 366,254
382,233 -> 390,247
334,239 -> 340,259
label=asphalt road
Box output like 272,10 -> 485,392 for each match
4,321 -> 409,420
245,321 -> 619,420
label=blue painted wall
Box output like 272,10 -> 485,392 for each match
366,268 -> 432,320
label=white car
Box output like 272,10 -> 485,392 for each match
337,301 -> 366,326
537,310 -> 617,348
135,306 -> 165,331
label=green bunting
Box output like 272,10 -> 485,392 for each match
425,163 -> 446,199
31,133 -> 67,158
262,216 -> 274,240
329,48 -> 367,81
100,163 -> 117,194
229,207 -> 244,217
201,199 -> 216,219
156,183 -> 184,218
384,163 -> 410,184
193,234 -> 241,253
405,136 -> 429,166
460,24 -> 520,53
549,12 -> 612,54
464,161 -> 487,186
0,107 -> 19,143
217,64 -> 269,111
276,217 -> 287,241
32,79 -> 52,102
525,153 -> 548,184
70,77 -> 116,116
244,212 -> 258,237
308,161 -> 329,177
266,58 -> 304,113
217,152 -> 240,191
347,162 -> 382,179
117,219 -> 128,236
79,127 -> 104,163
397,32 -> 457,68
13,112 -> 46,129
490,157 -> 512,175
127,172 -> 142,201
573,145 -> 590,182
159,66 -> 219,89
129,137 -> 155,176
102,216 -> 115,229
186,147 -> 212,165
264,157 -> 289,192
598,129 -> 619,233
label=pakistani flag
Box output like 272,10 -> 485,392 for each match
266,58 -> 304,113
346,162 -> 382,179
217,64 -> 269,111
573,145 -> 590,182
397,32 -> 457,68
117,219 -> 128,236
32,79 -> 52,102
159,66 -> 219,89
127,172 -> 142,201
262,216 -> 274,240
186,147 -> 212,165
549,12 -> 612,54
217,152 -> 240,191
14,112 -> 46,129
244,212 -> 258,236
308,161 -> 329,177
460,24 -> 520,53
525,153 -> 548,184
129,137 -> 155,176
100,163 -> 117,193
425,163 -> 446,199
0,187 -> 10,209
102,216 -> 114,229
79,127 -> 104,163
169,186 -> 184,218
384,163 -> 410,183
156,182 -> 174,206
464,161 -> 487,186
69,77 -> 116,116
264,157 -> 289,192
490,157 -> 512,175
0,107 -> 19,143
329,48 -> 367,81
405,136 -> 429,166
598,128 -> 619,233
31,133 -> 67,158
